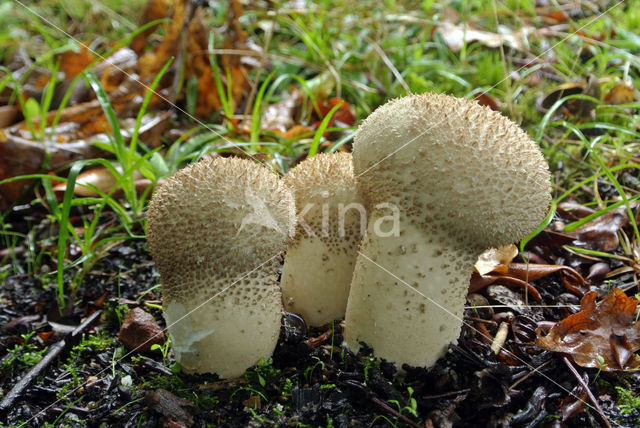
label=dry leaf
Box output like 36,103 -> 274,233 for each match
0,103 -> 165,206
475,245 -> 518,276
261,88 -> 300,133
557,200 -> 596,221
474,92 -> 499,111
0,105 -> 20,128
435,21 -> 536,53
536,75 -> 601,118
536,288 -> 640,371
58,46 -> 96,79
506,263 -> 585,285
604,84 -> 635,105
131,0 -> 171,53
315,98 -> 356,127
571,206 -> 629,252
538,9 -> 569,23
52,166 -> 143,197
471,246 -> 585,299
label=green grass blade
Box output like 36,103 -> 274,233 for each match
563,245 -> 631,261
84,72 -> 127,163
308,101 -> 343,157
0,66 -> 37,138
55,161 -> 86,307
250,70 -> 276,143
129,57 -> 174,160
563,196 -> 640,233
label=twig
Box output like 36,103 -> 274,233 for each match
0,310 -> 102,417
421,388 -> 471,400
562,356 -> 611,428
370,396 -> 423,428
490,321 -> 510,354
508,359 -> 552,390
366,37 -> 412,96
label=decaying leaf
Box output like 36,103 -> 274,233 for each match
475,245 -> 518,276
261,88 -> 300,133
571,206 -> 629,252
471,246 -> 585,298
137,0 -> 254,118
535,74 -> 601,118
0,103 -> 166,206
435,21 -> 536,53
57,46 -> 96,79
0,105 -> 20,128
313,97 -> 356,127
604,83 -> 635,105
130,0 -> 171,53
52,166 -> 143,197
536,288 -> 640,371
474,92 -> 500,111
557,200 -> 596,221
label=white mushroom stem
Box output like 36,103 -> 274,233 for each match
280,153 -> 364,326
147,157 -> 295,378
344,93 -> 551,369
346,217 -> 480,367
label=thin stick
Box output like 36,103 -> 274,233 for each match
562,356 -> 611,428
0,310 -> 102,416
370,396 -> 423,428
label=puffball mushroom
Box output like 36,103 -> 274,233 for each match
344,93 -> 551,369
146,156 -> 295,378
280,153 -> 365,326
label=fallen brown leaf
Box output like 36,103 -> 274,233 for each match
475,245 -> 518,276
604,83 -> 635,105
536,288 -> 640,371
474,92 -> 500,111
435,21 -> 536,53
58,46 -> 96,79
52,166 -> 143,197
118,307 -> 165,354
536,75 -> 601,118
571,206 -> 629,252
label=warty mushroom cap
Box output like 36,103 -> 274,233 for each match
344,92 -> 551,368
352,92 -> 551,248
147,156 -> 295,378
280,152 -> 365,326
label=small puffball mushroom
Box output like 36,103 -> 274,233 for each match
344,93 -> 551,369
280,153 -> 365,326
147,157 -> 295,378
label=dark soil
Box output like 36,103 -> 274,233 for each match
1,207 -> 639,427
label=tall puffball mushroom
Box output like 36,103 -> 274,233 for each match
344,93 -> 551,368
280,153 -> 365,326
147,157 -> 295,378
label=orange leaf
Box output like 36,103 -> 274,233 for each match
604,84 -> 635,105
536,289 -> 640,371
474,92 -> 500,111
37,331 -> 53,341
58,46 -> 96,79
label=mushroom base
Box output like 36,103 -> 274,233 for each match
344,220 -> 477,369
163,286 -> 282,378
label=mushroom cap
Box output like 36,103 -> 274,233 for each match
280,153 -> 364,325
353,92 -> 551,249
146,156 -> 295,377
283,152 -> 363,249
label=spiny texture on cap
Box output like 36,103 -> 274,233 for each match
353,92 -> 551,248
146,156 -> 295,377
283,153 -> 363,252
280,153 -> 364,326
